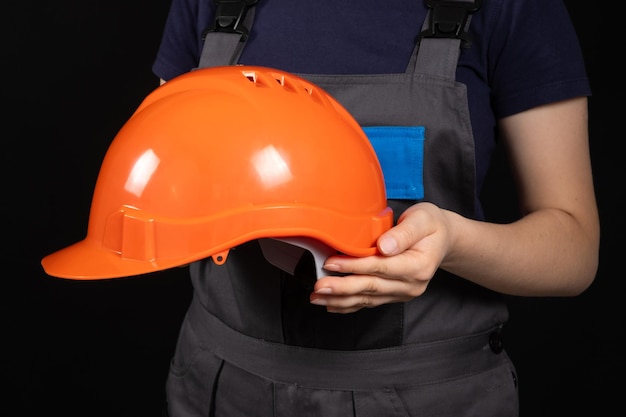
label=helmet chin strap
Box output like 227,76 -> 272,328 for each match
258,237 -> 341,280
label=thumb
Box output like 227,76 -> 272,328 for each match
377,207 -> 427,256
378,232 -> 399,256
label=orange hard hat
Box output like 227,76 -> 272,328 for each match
41,66 -> 393,280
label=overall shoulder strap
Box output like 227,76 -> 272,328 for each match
420,0 -> 481,48
198,0 -> 258,68
413,0 -> 482,79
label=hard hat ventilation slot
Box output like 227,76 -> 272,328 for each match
277,76 -> 298,93
306,87 -> 326,106
242,70 -> 263,85
241,69 -> 320,99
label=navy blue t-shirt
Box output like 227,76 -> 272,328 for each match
152,0 -> 591,215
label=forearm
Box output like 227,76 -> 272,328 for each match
440,207 -> 599,296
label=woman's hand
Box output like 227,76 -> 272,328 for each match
310,202 -> 453,313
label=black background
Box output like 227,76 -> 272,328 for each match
2,1 -> 622,416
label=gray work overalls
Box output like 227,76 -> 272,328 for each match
166,1 -> 519,416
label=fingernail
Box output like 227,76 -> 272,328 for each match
315,287 -> 333,294
323,263 -> 340,272
310,298 -> 327,306
379,236 -> 397,255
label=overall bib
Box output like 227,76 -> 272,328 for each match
166,1 -> 519,415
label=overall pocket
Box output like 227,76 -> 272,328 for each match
363,126 -> 425,200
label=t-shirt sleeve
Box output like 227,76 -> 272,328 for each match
488,0 -> 591,119
152,0 -> 212,81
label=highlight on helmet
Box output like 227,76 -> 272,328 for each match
41,65 -> 393,280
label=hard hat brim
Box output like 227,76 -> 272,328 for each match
40,238 -> 185,280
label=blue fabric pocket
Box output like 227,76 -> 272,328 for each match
363,126 -> 425,200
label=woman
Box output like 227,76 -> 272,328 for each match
151,0 -> 599,415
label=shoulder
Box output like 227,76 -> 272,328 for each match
469,0 -> 590,118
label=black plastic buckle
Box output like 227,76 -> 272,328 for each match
203,0 -> 258,40
419,0 -> 482,48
